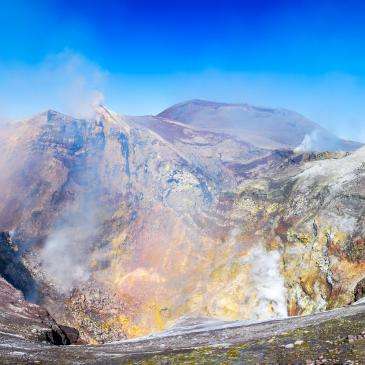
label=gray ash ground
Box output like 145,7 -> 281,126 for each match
0,301 -> 364,364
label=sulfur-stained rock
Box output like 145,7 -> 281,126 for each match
0,104 -> 363,342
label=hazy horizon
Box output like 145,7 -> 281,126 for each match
1,1 -> 365,142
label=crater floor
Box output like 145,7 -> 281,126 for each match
0,302 -> 364,364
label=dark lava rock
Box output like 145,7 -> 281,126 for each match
354,277 -> 365,302
0,231 -> 39,301
0,274 -> 78,346
45,324 -> 78,345
59,324 -> 80,344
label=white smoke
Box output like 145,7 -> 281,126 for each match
0,50 -> 107,121
40,229 -> 91,292
295,130 -> 321,152
294,129 -> 345,153
245,245 -> 288,319
40,194 -> 102,293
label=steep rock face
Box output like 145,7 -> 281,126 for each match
0,232 -> 38,300
0,275 -> 78,346
283,148 -> 365,313
0,104 -> 363,343
229,148 -> 365,315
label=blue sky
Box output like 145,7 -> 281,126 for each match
0,0 -> 365,141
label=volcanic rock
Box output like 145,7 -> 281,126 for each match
0,102 -> 363,343
0,275 -> 78,345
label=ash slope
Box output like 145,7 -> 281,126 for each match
159,99 -> 362,151
0,291 -> 364,364
0,102 -> 363,345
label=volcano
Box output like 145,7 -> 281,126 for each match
0,101 -> 364,363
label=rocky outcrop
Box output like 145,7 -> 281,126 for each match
355,277 -> 365,302
45,324 -> 79,345
0,275 -> 78,346
229,147 -> 365,316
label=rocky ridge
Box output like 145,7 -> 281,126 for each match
0,101 -> 363,346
